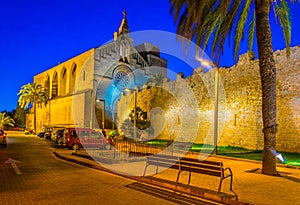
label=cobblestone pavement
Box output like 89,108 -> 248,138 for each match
53,143 -> 300,205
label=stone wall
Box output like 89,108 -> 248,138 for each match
32,49 -> 95,132
117,46 -> 300,153
34,91 -> 90,132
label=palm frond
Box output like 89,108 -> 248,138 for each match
170,0 -> 295,64
17,83 -> 49,109
275,0 -> 292,57
212,0 -> 241,62
248,11 -> 256,53
0,112 -> 15,126
234,0 -> 252,60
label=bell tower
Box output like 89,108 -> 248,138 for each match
114,10 -> 130,40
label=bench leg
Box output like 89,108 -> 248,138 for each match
188,171 -> 191,185
176,170 -> 182,183
229,174 -> 233,191
143,164 -> 149,176
218,177 -> 223,192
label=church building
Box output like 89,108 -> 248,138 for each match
30,11 -> 167,132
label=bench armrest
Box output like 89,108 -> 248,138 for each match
223,167 -> 233,178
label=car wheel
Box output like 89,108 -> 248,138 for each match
72,143 -> 79,150
104,144 -> 111,150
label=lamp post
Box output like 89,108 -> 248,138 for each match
199,59 -> 219,155
125,87 -> 139,140
96,99 -> 105,129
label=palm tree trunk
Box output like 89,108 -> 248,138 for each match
255,0 -> 278,175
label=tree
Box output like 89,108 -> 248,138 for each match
13,104 -> 26,128
17,83 -> 48,134
170,0 -> 297,175
0,112 -> 15,130
129,106 -> 150,130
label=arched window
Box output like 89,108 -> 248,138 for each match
124,44 -> 127,57
69,64 -> 77,93
45,75 -> 50,98
60,67 -> 67,96
126,45 -> 130,63
120,43 -> 130,62
120,44 -> 123,57
52,72 -> 58,98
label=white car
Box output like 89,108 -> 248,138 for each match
0,130 -> 7,148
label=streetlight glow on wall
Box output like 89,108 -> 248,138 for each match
124,87 -> 139,140
198,58 -> 219,155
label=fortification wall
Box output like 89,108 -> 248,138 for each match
117,46 -> 300,153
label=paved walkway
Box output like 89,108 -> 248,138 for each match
52,148 -> 300,205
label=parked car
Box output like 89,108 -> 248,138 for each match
44,127 -> 53,140
0,130 -> 7,148
37,132 -> 45,138
51,129 -> 64,143
57,133 -> 68,147
63,128 -> 114,150
25,129 -> 35,135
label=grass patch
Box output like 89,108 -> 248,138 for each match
140,140 -> 300,166
189,144 -> 249,154
220,151 -> 263,161
219,150 -> 300,166
190,144 -> 300,166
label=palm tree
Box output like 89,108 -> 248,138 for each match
0,112 -> 15,130
170,0 -> 297,175
17,83 -> 48,134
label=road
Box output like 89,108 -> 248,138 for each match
0,132 -> 221,205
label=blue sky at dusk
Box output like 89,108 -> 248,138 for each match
1,0 -> 300,112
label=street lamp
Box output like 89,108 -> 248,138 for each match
124,87 -> 139,140
96,99 -> 105,129
198,59 -> 219,155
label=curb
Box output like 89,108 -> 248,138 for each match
53,151 -> 251,205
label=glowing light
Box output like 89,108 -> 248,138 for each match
270,149 -> 286,163
197,58 -> 215,68
276,153 -> 285,163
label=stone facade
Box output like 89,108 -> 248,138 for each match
117,46 -> 300,153
32,49 -> 95,131
29,12 -> 167,132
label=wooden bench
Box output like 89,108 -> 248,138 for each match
143,154 -> 233,192
128,151 -> 153,157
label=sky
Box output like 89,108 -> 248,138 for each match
1,0 -> 300,112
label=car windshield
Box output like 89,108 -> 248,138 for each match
71,130 -> 78,137
81,131 -> 90,138
91,131 -> 101,139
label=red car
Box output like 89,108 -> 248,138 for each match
0,130 -> 7,148
65,128 -> 114,150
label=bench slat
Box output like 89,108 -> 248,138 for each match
180,165 -> 222,177
180,157 -> 223,166
147,160 -> 180,169
148,157 -> 178,164
148,154 -> 179,160
179,161 -> 221,171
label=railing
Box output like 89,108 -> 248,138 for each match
74,140 -> 193,163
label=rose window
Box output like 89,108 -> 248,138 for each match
114,71 -> 130,91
